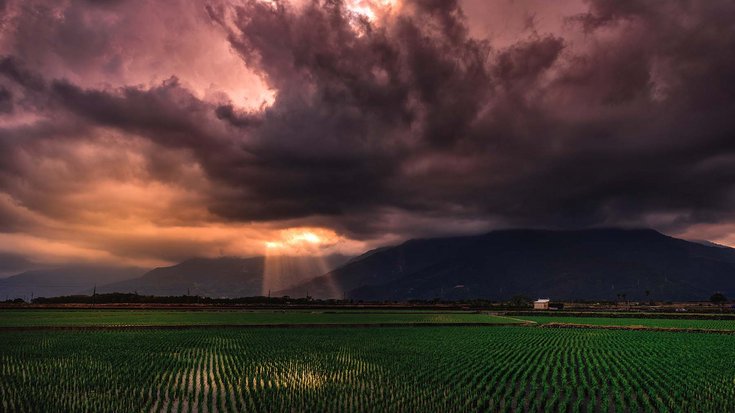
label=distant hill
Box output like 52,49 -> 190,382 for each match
278,229 -> 735,301
688,239 -> 730,249
0,253 -> 38,277
0,266 -> 144,300
98,255 -> 351,298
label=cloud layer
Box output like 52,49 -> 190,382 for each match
1,0 -> 735,268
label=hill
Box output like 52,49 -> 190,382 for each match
98,255 -> 351,298
0,266 -> 144,300
278,229 -> 735,301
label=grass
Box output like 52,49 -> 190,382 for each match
2,326 -> 734,412
516,315 -> 735,330
0,309 -> 514,327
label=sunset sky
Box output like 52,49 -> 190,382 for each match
1,0 -> 735,273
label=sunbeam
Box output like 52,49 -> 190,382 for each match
261,228 -> 342,298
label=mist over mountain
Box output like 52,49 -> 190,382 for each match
5,229 -> 735,302
279,229 -> 735,301
0,266 -> 144,300
98,255 -> 352,298
0,253 -> 40,278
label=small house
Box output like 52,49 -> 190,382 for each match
533,298 -> 550,310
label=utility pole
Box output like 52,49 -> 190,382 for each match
92,285 -> 96,306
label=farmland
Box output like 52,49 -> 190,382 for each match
2,309 -> 735,412
0,309 -> 513,327
517,315 -> 735,330
2,326 -> 735,412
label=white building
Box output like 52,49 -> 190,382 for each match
533,298 -> 550,310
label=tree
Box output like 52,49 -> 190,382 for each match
710,293 -> 727,311
509,295 -> 531,309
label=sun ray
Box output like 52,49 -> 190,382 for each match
261,227 -> 343,297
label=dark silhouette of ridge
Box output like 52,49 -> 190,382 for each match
98,255 -> 351,298
278,228 -> 735,301
0,266 -> 144,300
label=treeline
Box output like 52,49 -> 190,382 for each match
17,293 -> 535,308
29,293 -> 340,305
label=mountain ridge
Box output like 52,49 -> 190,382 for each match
0,266 -> 144,300
278,228 -> 735,301
98,254 -> 352,298
4,228 -> 735,301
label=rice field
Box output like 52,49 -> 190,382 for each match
517,315 -> 735,330
0,309 -> 512,327
2,326 -> 734,412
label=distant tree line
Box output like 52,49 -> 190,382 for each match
4,292 -> 728,308
28,293 -> 341,305
16,293 -> 538,308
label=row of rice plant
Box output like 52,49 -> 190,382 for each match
0,310 -> 510,327
1,326 -> 734,412
518,315 -> 735,330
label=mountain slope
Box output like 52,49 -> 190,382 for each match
99,255 -> 351,298
280,229 -> 735,301
0,266 -> 144,300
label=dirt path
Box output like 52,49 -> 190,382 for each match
488,314 -> 538,324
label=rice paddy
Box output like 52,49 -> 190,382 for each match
0,310 -> 511,327
2,323 -> 735,412
516,315 -> 735,330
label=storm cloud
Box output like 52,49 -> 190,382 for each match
1,0 -> 735,267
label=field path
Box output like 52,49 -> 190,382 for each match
488,314 -> 538,324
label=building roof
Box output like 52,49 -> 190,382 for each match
534,299 -> 550,303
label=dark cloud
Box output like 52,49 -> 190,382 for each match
0,87 -> 12,113
0,56 -> 47,95
202,0 -> 735,233
212,0 -> 735,235
493,36 -> 564,85
50,77 -> 228,151
1,0 -> 735,259
214,104 -> 262,128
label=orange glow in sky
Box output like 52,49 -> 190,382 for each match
2,0 -> 735,275
345,0 -> 397,21
264,228 -> 342,255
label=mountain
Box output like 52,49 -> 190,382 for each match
689,239 -> 730,249
98,255 -> 352,298
278,228 -> 735,301
0,253 -> 39,277
0,266 -> 144,300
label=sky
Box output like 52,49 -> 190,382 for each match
1,0 -> 735,273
